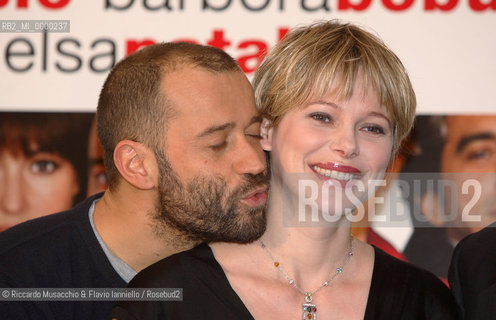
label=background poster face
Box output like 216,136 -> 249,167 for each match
362,114 -> 496,281
0,112 -> 101,232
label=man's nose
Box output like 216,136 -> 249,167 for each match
233,137 -> 266,176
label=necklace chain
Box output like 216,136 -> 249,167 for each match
259,236 -> 354,301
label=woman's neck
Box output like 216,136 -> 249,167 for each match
259,185 -> 355,290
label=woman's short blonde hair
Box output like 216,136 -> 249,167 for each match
253,20 -> 416,155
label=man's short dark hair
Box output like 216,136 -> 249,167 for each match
97,42 -> 241,189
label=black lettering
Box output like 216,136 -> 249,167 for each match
5,38 -> 35,72
89,39 -> 116,73
203,0 -> 232,10
42,29 -> 48,72
56,38 -> 82,72
241,0 -> 270,11
105,0 -> 135,10
143,0 -> 171,10
301,0 -> 330,11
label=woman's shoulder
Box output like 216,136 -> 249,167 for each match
127,243 -> 219,288
365,246 -> 460,319
115,243 -> 254,320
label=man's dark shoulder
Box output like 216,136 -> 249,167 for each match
451,222 -> 496,283
1,210 -> 79,255
128,243 -> 215,289
0,194 -> 104,287
0,194 -> 100,255
448,223 -> 496,319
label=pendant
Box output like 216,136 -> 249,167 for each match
302,303 -> 317,320
302,292 -> 317,319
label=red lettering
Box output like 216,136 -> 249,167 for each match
39,0 -> 69,8
338,0 -> 372,10
126,39 -> 156,56
425,0 -> 458,10
278,27 -> 289,41
207,30 -> 231,50
0,0 -> 69,8
0,0 -> 27,7
237,40 -> 267,73
382,0 -> 415,10
469,0 -> 496,10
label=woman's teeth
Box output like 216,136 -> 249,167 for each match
312,166 -> 357,181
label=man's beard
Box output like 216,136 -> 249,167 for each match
152,150 -> 269,244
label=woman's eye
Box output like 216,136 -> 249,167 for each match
362,125 -> 385,135
31,160 -> 58,174
310,113 -> 331,123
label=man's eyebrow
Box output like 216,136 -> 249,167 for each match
196,122 -> 234,138
456,133 -> 496,153
196,116 -> 261,139
248,115 -> 262,126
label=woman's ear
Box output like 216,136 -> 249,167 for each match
260,118 -> 274,151
113,140 -> 157,190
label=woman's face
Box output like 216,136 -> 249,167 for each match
262,74 -> 394,220
0,149 -> 79,232
87,120 -> 108,196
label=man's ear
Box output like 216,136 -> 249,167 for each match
113,140 -> 157,190
260,118 -> 274,152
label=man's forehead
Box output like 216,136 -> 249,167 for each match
162,69 -> 257,131
167,99 -> 259,126
164,101 -> 260,141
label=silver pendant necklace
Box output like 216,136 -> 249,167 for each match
259,236 -> 354,320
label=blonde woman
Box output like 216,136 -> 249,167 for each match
113,21 -> 459,320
